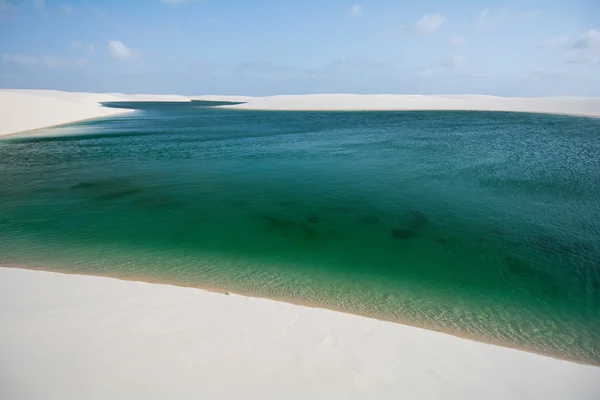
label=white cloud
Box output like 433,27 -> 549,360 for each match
350,5 -> 363,17
398,13 -> 445,35
75,58 -> 90,67
538,29 -> 600,65
43,56 -> 89,67
108,40 -> 135,62
0,0 -> 12,11
2,53 -> 88,68
416,54 -> 469,79
448,33 -> 466,46
568,30 -> 600,65
33,0 -> 44,12
475,9 -> 489,28
449,54 -> 468,69
476,9 -> 539,30
524,70 -> 565,84
415,67 -> 436,79
572,29 -> 600,50
537,35 -> 569,49
71,41 -> 96,56
61,3 -> 73,13
516,10 -> 541,19
40,55 -> 70,67
2,53 -> 37,66
567,52 -> 600,65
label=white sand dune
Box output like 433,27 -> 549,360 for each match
0,89 -> 190,137
190,94 -> 256,103
216,93 -> 600,116
1,90 -> 599,137
0,267 -> 598,400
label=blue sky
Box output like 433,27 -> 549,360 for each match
0,0 -> 598,95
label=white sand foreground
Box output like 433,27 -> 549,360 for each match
1,267 -> 598,400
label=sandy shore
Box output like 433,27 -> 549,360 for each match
0,89 -> 190,137
1,267 -> 598,399
215,94 -> 600,116
4,263 -> 596,367
1,90 -> 599,138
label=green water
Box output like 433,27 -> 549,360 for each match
1,103 -> 599,363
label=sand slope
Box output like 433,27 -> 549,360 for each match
216,93 -> 600,116
190,94 -> 256,103
0,90 -> 190,136
1,90 -> 599,137
0,267 -> 598,400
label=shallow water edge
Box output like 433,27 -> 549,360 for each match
4,264 -> 598,368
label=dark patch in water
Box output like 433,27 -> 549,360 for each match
258,215 -> 296,231
321,205 -> 354,214
70,179 -> 132,191
503,256 -> 539,280
408,211 -> 429,230
590,274 -> 600,296
534,235 -> 567,254
278,201 -> 297,208
305,213 -> 320,224
533,235 -> 592,260
69,179 -> 144,202
434,236 -> 454,248
391,228 -> 416,240
356,215 -> 380,226
70,182 -> 102,190
96,188 -> 143,201
502,255 -> 564,299
389,211 -> 427,240
299,223 -> 319,241
138,196 -> 177,210
34,187 -> 58,194
489,227 -> 506,236
504,256 -> 569,301
475,236 -> 487,243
